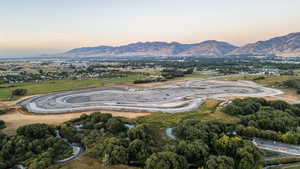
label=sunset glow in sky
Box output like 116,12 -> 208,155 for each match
1,0 -> 300,56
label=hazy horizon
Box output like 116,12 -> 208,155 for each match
1,0 -> 300,57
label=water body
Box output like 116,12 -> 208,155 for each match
165,127 -> 176,140
125,124 -> 135,129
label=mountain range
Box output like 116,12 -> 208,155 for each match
63,32 -> 300,57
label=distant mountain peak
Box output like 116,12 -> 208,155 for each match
230,32 -> 300,57
201,40 -> 218,43
62,32 -> 300,58
64,40 -> 238,57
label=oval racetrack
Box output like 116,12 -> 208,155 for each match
18,79 -> 283,114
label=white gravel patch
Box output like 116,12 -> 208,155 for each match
18,79 -> 284,114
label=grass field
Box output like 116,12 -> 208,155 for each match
293,69 -> 300,76
262,150 -> 281,158
184,71 -> 217,78
265,157 -> 300,169
0,71 -> 212,101
134,100 -> 239,129
217,75 -> 295,86
284,166 -> 300,169
0,75 -> 146,101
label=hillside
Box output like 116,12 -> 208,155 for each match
64,41 -> 238,57
63,32 -> 300,58
229,32 -> 300,57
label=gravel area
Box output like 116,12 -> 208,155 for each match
18,79 -> 283,114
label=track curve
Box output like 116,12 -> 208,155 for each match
18,79 -> 283,114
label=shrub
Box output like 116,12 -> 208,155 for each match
12,88 -> 27,96
0,120 -> 6,129
145,152 -> 188,169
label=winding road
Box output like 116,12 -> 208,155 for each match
55,130 -> 84,163
13,130 -> 84,169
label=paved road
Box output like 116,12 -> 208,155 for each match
253,138 -> 300,156
12,130 -> 84,169
55,130 -> 84,163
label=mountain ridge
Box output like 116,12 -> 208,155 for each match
229,32 -> 300,57
63,32 -> 300,57
64,40 -> 239,57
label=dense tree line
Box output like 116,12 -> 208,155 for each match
59,112 -> 263,169
0,124 -> 72,169
0,67 -> 147,85
61,113 -> 157,166
161,68 -> 194,79
134,76 -> 166,84
134,68 -> 193,84
112,58 -> 300,75
223,98 -> 300,144
173,120 -> 261,169
3,109 -> 291,169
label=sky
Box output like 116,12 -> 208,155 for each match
1,0 -> 300,57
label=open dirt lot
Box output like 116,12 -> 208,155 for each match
1,109 -> 149,135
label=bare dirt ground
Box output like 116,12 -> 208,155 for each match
1,108 -> 150,135
279,89 -> 300,100
1,78 -> 297,135
0,95 -> 39,108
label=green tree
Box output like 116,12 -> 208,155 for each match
175,140 -> 209,167
128,139 -> 152,164
90,112 -> 112,123
0,120 -> 5,129
270,100 -> 289,111
17,123 -> 55,139
214,135 -> 243,157
145,152 -> 188,169
281,132 -> 300,144
236,143 -> 261,169
105,118 -> 127,134
127,124 -> 153,143
205,155 -> 234,169
90,137 -> 128,165
222,104 -> 242,115
12,88 -> 28,96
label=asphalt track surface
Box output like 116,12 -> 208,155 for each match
253,138 -> 300,156
19,79 -> 283,114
